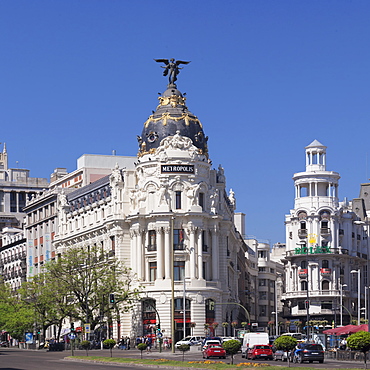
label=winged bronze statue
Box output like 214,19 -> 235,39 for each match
154,58 -> 190,85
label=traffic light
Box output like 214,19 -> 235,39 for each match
305,300 -> 310,309
157,324 -> 161,330
71,323 -> 75,332
109,293 -> 115,303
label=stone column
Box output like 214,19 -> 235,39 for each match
156,227 -> 164,280
211,226 -> 219,280
189,225 -> 196,279
198,229 -> 203,279
130,230 -> 136,271
137,229 -> 143,280
164,227 -> 171,279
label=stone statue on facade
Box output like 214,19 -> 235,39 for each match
217,165 -> 225,183
59,190 -> 68,207
110,163 -> 122,185
154,58 -> 190,86
229,188 -> 236,209
158,182 -> 170,206
186,183 -> 199,206
210,188 -> 219,213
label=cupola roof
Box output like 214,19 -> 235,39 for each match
137,59 -> 208,158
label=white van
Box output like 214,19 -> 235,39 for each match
281,333 -> 307,342
241,332 -> 269,358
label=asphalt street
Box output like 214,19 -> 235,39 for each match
0,347 -> 367,370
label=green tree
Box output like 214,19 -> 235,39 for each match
177,344 -> 190,362
222,322 -> 229,336
347,331 -> 370,368
44,244 -> 141,334
103,338 -> 116,357
223,339 -> 240,364
80,340 -> 90,356
273,335 -> 297,367
137,343 -> 147,359
18,272 -> 74,343
0,280 -> 33,340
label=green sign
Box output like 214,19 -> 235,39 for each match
294,246 -> 331,255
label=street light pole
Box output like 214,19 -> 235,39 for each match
340,283 -> 347,326
351,269 -> 361,325
171,216 -> 175,353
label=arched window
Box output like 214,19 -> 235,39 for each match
322,260 -> 329,268
322,280 -> 330,290
301,281 -> 308,291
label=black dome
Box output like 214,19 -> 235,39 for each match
137,86 -> 208,157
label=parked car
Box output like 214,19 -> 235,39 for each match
247,344 -> 273,360
292,343 -> 324,364
0,341 -> 9,347
202,344 -> 226,359
273,349 -> 288,361
175,336 -> 204,348
202,337 -> 222,350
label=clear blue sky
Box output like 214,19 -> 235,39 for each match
1,0 -> 370,245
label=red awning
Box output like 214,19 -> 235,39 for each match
323,324 -> 368,335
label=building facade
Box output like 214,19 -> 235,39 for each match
0,143 -> 49,231
283,140 -> 369,328
41,71 -> 248,342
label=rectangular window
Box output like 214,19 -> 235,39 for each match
148,230 -> 157,251
175,191 -> 181,209
259,305 -> 267,316
259,279 -> 266,286
174,260 -> 185,280
149,262 -> 157,281
298,301 -> 306,310
199,192 -> 204,209
321,301 -> 332,310
202,230 -> 207,252
174,229 -> 185,250
259,291 -> 267,300
258,267 -> 266,272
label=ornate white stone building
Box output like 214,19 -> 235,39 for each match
46,70 -> 247,342
283,140 -> 369,327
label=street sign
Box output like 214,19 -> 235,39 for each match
68,333 -> 76,340
84,323 -> 91,333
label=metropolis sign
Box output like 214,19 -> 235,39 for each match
161,165 -> 194,174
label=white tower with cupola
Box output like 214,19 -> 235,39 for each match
283,140 -> 368,329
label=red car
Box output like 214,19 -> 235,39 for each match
202,344 -> 227,359
247,344 -> 273,360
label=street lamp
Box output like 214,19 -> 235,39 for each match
340,283 -> 347,326
351,269 -> 361,325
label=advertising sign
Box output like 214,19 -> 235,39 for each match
25,332 -> 33,344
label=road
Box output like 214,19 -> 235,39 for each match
0,347 -> 366,370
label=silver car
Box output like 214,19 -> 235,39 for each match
273,349 -> 289,361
